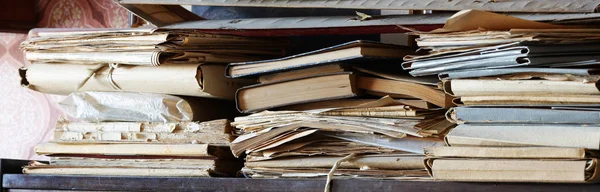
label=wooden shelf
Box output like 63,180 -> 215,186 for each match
3,174 -> 600,192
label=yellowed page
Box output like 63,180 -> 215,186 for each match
247,154 -> 425,170
446,79 -> 600,96
425,146 -> 587,159
432,9 -> 564,33
26,51 -> 162,66
23,166 -> 211,177
35,143 -> 211,157
431,159 -> 587,182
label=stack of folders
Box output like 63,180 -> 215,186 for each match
226,40 -> 456,179
20,28 -> 287,99
24,92 -> 242,177
18,28 -> 287,177
402,10 -> 600,182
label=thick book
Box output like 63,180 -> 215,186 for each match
439,68 -> 600,80
444,79 -> 600,97
445,124 -> 600,150
425,158 -> 600,183
42,157 -> 242,176
236,72 -> 358,113
454,95 -> 600,106
34,143 -> 227,157
357,77 -> 454,108
424,146 -> 597,159
23,164 -> 212,177
226,40 -> 409,78
257,64 -> 346,84
448,107 -> 600,124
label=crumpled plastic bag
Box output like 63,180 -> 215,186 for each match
60,91 -> 194,123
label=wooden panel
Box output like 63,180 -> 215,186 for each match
1,159 -> 31,192
116,0 -> 600,13
0,1 -> 35,22
3,174 -> 600,192
0,0 -> 36,32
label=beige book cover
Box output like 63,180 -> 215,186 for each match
424,146 -> 594,159
258,64 -> 345,84
23,161 -> 211,177
425,158 -> 600,183
50,157 -> 217,169
445,124 -> 600,150
35,143 -> 212,157
444,79 -> 600,97
358,77 -> 454,108
455,95 -> 600,106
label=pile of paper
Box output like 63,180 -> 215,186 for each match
19,28 -> 285,99
24,92 -> 242,177
21,28 -> 286,65
226,41 -> 456,179
402,10 -> 600,183
17,27 -> 294,176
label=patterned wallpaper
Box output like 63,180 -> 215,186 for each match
0,0 -> 129,160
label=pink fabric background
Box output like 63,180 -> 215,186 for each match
0,0 -> 129,160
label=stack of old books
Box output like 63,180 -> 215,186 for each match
23,92 -> 242,177
402,10 -> 600,183
18,28 -> 287,177
226,40 -> 456,179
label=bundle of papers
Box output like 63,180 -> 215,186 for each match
24,92 -> 243,177
25,143 -> 240,177
225,40 -> 456,178
232,115 -> 445,179
401,10 -> 600,183
20,28 -> 284,99
402,10 -> 600,77
22,28 -> 287,66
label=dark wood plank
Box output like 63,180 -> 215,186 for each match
1,159 -> 32,192
0,0 -> 36,33
3,174 -> 600,192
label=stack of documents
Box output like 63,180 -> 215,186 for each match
20,28 -> 286,99
226,41 -> 456,179
402,10 -> 600,183
24,92 -> 242,177
18,27 -> 283,177
231,103 -> 449,179
403,11 -> 600,77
